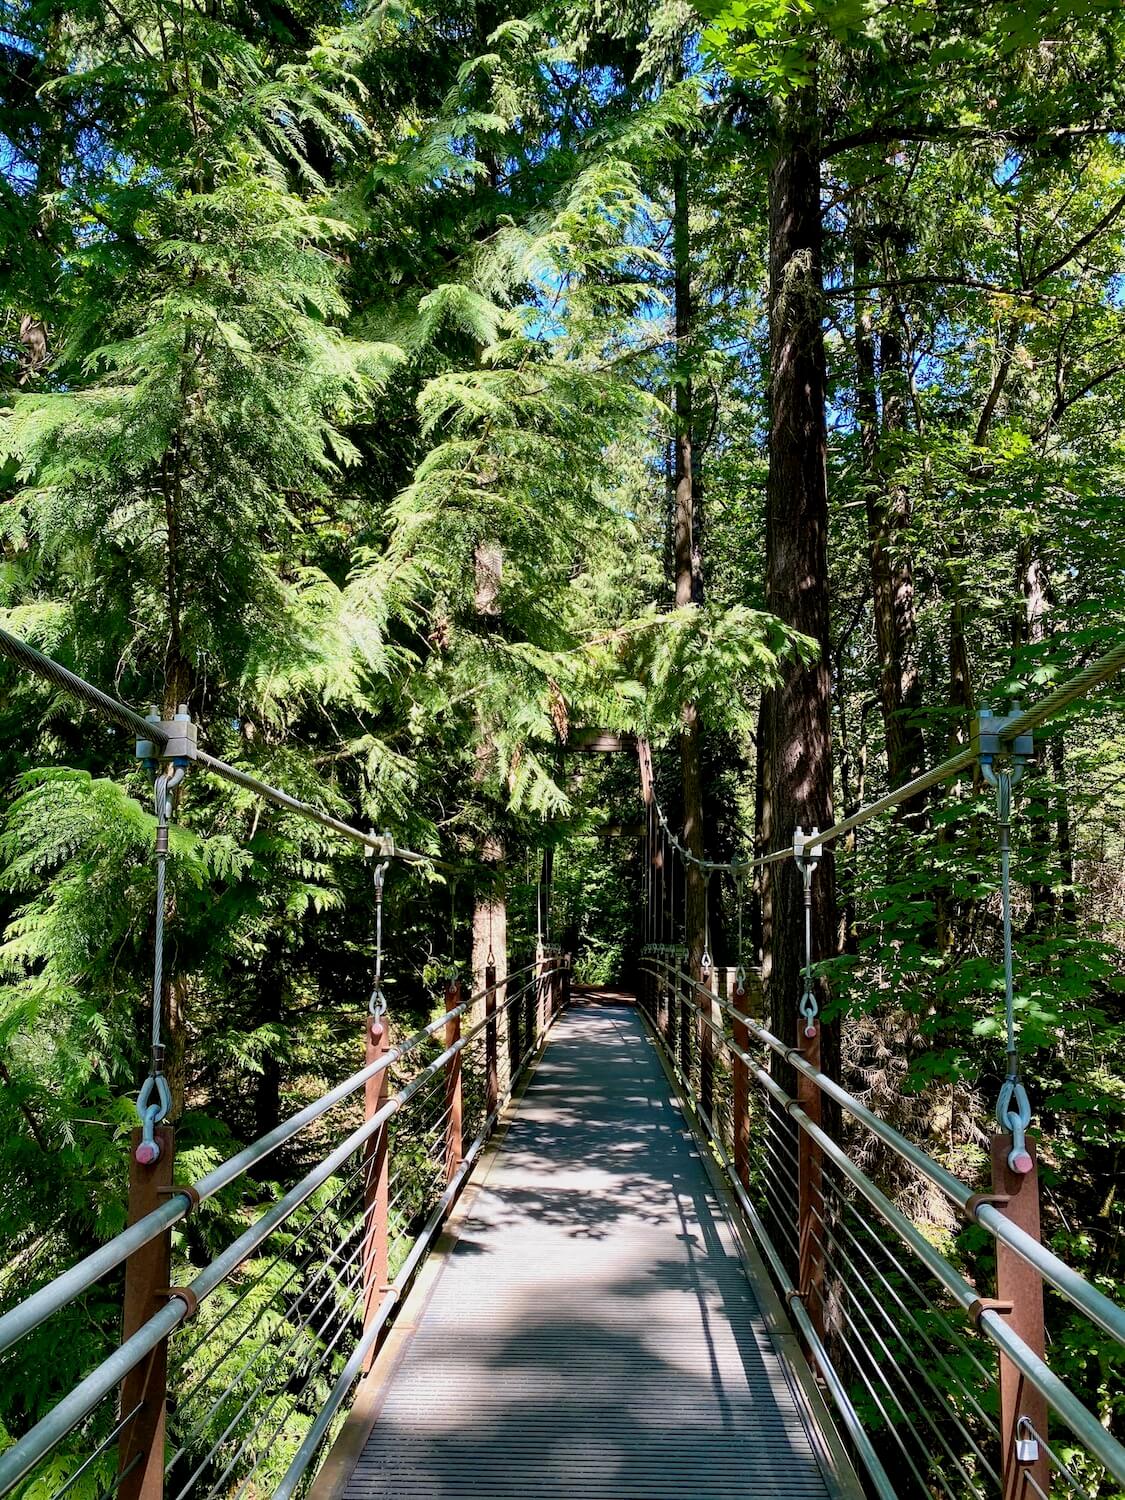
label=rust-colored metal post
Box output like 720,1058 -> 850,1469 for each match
678,965 -> 692,1079
484,962 -> 498,1115
361,1014 -> 391,1372
699,963 -> 714,1121
562,954 -> 572,1010
118,1126 -> 174,1500
991,1135 -> 1051,1500
732,976 -> 751,1192
665,964 -> 677,1051
797,1023 -> 826,1335
444,981 -> 463,1186
524,954 -> 537,1058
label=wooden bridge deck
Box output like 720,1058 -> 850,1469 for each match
334,1001 -> 850,1499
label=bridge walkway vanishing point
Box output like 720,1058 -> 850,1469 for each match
320,998 -> 855,1500
3,630 -> 1125,1500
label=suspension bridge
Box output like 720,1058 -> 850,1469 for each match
0,626 -> 1123,1500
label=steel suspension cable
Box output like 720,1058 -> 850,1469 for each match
0,625 -> 170,745
652,634 -> 1125,873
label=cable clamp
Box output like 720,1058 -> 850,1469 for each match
136,705 -> 197,770
792,825 -> 822,871
973,704 -> 1032,788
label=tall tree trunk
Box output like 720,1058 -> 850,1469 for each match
672,150 -> 707,975
760,86 -> 839,1098
472,539 -> 508,992
853,220 -> 925,799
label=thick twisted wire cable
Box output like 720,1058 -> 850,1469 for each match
0,627 -> 169,744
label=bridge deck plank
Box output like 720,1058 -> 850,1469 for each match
342,1002 -> 835,1499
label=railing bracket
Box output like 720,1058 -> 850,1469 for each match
967,1296 -> 1014,1325
965,1191 -> 1010,1219
161,1287 -> 200,1321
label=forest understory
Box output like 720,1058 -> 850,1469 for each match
1,0 -> 1123,1491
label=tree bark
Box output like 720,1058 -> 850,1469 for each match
760,85 -> 839,1097
672,149 -> 707,975
853,219 -> 925,799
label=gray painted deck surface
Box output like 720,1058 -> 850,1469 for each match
343,1003 -> 834,1499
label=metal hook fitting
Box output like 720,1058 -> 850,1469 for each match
135,1073 -> 172,1165
794,827 -> 821,1038
997,1077 -> 1034,1175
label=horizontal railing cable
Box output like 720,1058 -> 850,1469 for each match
641,957 -> 1125,1487
0,958 -> 540,1357
639,983 -> 899,1500
0,963 -> 552,1497
645,952 -> 1125,1347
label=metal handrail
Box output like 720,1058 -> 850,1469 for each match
0,959 -> 542,1356
642,951 -> 1125,1347
640,957 -> 1125,1487
0,959 -> 561,1497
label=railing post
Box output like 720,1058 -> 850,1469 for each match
117,1125 -> 174,1500
991,1135 -> 1051,1500
562,953 -> 572,1010
485,961 -> 498,1116
732,976 -> 751,1193
507,975 -> 521,1087
534,944 -> 547,1043
699,963 -> 714,1122
678,962 -> 692,1080
444,981 -> 463,1186
797,1023 -> 826,1336
361,1012 -> 391,1372
665,961 -> 676,1052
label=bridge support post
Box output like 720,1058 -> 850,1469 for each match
118,1125 -> 174,1500
699,964 -> 714,1122
797,1026 -> 826,1337
678,964 -> 692,1082
991,1134 -> 1051,1500
485,961 -> 498,1116
525,952 -> 538,1060
362,1013 -> 391,1372
732,977 -> 751,1193
507,976 -> 521,1090
445,981 -> 463,1187
665,963 -> 676,1054
562,953 -> 572,1010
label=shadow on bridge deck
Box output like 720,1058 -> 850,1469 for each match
317,1002 -> 857,1500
